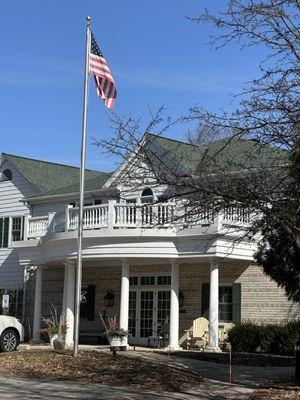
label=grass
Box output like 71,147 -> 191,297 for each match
0,350 -> 202,391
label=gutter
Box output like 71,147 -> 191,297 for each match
22,187 -> 120,204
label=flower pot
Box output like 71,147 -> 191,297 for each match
108,335 -> 127,351
49,333 -> 59,346
108,335 -> 122,348
53,335 -> 65,352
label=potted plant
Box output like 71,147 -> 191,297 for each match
100,314 -> 129,352
41,304 -> 67,348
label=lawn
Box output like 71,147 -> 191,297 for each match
0,350 -> 202,391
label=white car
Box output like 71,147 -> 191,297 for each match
0,316 -> 24,352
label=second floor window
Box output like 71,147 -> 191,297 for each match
11,217 -> 24,242
141,188 -> 154,204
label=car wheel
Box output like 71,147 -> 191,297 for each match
0,329 -> 19,352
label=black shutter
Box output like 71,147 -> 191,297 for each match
21,216 -> 25,241
232,283 -> 241,323
87,285 -> 96,321
0,218 -> 3,248
3,218 -> 9,248
201,282 -> 210,318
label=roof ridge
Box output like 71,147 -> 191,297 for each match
146,133 -> 202,149
2,152 -> 102,174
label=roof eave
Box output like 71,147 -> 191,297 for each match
22,187 -> 120,204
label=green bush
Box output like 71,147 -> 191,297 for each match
227,320 -> 300,355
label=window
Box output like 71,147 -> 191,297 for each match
2,169 -> 12,181
141,188 -> 154,204
0,289 -> 23,318
0,217 -> 9,248
201,282 -> 241,323
126,198 -> 137,204
11,217 -> 24,242
129,276 -> 138,286
219,286 -> 233,323
94,199 -> 102,205
140,276 -> 155,286
157,276 -> 171,285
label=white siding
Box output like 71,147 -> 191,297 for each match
0,160 -> 37,289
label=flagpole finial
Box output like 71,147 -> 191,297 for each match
86,16 -> 91,23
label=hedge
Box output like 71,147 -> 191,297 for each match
227,320 -> 300,355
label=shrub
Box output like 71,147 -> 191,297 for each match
227,322 -> 262,353
227,320 -> 300,355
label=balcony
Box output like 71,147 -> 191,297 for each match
24,201 -> 253,240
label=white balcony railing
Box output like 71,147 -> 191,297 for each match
25,201 -> 252,240
27,216 -> 49,239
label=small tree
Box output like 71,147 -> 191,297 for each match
96,1 -> 300,301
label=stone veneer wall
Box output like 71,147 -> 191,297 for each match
25,262 -> 300,342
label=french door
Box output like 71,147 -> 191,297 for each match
128,288 -> 171,345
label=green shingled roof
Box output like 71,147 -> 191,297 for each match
146,133 -> 288,174
2,153 -> 112,196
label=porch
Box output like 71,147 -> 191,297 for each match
29,258 -> 244,351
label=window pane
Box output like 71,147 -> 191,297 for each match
129,276 -> 138,286
140,276 -> 155,286
157,276 -> 171,285
219,286 -> 233,322
12,217 -> 22,242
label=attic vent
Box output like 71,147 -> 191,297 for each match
0,169 -> 12,181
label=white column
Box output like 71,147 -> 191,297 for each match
32,266 -> 43,342
169,260 -> 180,350
62,263 -> 75,347
208,258 -> 220,351
119,259 -> 129,346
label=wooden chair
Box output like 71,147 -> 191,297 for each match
185,317 -> 209,350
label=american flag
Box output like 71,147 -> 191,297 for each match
89,32 -> 117,110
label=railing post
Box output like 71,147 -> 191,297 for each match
23,216 -> 29,240
136,198 -> 142,227
107,200 -> 117,230
48,212 -> 55,233
65,206 -> 70,232
216,212 -> 224,233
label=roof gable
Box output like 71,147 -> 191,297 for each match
104,133 -> 288,188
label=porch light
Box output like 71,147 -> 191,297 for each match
179,290 -> 184,308
103,290 -> 115,308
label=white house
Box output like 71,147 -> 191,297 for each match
2,134 -> 299,350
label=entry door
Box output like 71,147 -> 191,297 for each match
128,288 -> 170,345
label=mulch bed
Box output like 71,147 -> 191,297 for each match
161,351 -> 294,367
249,379 -> 300,399
0,350 -> 202,391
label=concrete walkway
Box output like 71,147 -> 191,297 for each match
6,345 -> 293,399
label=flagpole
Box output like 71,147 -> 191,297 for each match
73,15 -> 91,358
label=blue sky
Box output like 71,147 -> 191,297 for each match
0,1 -> 266,171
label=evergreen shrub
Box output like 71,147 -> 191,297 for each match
227,320 -> 300,355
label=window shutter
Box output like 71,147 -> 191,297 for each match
21,216 -> 25,241
0,218 -> 3,248
3,218 -> 9,248
0,218 -> 9,248
232,283 -> 241,323
87,285 -> 96,321
201,282 -> 210,318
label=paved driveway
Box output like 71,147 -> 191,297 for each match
0,375 -> 253,400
